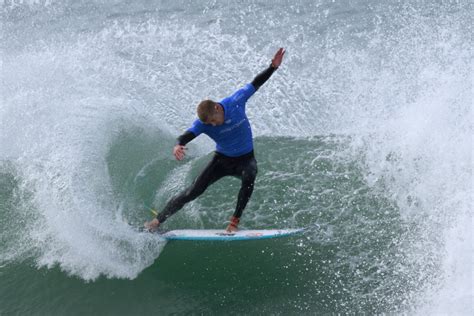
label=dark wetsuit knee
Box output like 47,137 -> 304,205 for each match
245,159 -> 258,179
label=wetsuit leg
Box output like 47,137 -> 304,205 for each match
157,155 -> 226,223
233,156 -> 258,219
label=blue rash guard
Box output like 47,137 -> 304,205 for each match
187,83 -> 256,157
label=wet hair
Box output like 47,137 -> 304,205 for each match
197,100 -> 217,123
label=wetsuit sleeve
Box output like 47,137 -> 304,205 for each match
251,64 -> 277,90
218,64 -> 277,108
176,131 -> 196,146
177,119 -> 204,145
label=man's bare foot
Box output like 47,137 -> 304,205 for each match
144,218 -> 160,232
226,223 -> 238,232
226,216 -> 240,232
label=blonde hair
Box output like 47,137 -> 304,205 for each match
197,100 -> 217,122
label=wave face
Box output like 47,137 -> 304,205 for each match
1,0 -> 472,314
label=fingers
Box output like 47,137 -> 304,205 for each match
173,145 -> 187,160
272,47 -> 286,67
278,48 -> 286,59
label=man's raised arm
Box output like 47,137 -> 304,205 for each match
251,47 -> 286,90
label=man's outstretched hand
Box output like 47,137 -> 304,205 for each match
173,145 -> 187,160
271,47 -> 286,68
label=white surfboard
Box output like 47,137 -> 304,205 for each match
161,228 -> 304,241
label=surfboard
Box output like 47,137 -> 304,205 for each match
160,228 -> 304,241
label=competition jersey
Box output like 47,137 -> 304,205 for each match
187,83 -> 256,157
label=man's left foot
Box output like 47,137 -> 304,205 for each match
144,218 -> 160,232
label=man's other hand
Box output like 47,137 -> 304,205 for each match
271,47 -> 286,68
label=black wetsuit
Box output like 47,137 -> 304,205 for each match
156,64 -> 277,224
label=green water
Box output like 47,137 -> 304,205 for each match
1,136 -> 422,314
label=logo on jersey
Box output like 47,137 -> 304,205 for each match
220,118 -> 246,133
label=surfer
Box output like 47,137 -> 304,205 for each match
145,48 -> 286,232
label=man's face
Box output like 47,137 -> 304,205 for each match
205,105 -> 224,126
206,113 -> 223,126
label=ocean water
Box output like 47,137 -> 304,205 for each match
1,0 -> 472,314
